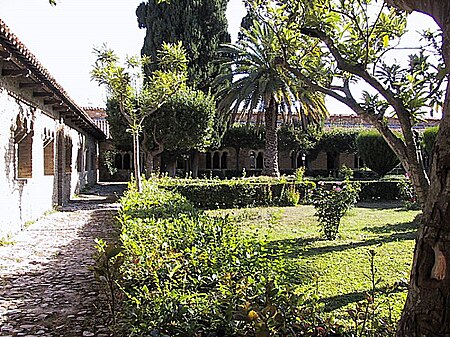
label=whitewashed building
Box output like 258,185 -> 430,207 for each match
0,19 -> 105,238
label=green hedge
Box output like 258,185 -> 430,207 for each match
160,179 -> 316,209
359,181 -> 401,201
158,179 -> 400,208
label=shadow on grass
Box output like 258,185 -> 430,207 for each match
356,201 -> 403,210
266,220 -> 416,259
363,220 -> 419,234
320,285 -> 407,312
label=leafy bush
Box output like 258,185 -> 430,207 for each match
356,130 -> 400,177
312,179 -> 361,240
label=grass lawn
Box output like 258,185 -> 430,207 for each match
209,202 -> 420,325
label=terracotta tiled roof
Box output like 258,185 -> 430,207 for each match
83,107 -> 107,119
0,18 -> 105,140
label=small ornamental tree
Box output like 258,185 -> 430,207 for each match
356,130 -> 400,177
91,42 -> 187,191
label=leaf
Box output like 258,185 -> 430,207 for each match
106,246 -> 122,259
383,35 -> 389,48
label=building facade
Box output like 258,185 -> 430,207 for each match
0,19 -> 105,238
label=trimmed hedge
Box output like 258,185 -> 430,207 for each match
359,181 -> 401,201
160,179 -> 316,209
158,179 -> 401,208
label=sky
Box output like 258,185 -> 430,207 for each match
0,0 -> 440,114
0,0 -> 246,108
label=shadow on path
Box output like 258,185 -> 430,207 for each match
0,183 -> 125,337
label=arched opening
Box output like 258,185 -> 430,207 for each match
206,152 -> 212,169
221,152 -> 228,169
256,152 -> 264,169
114,153 -> 123,169
212,152 -> 220,169
123,153 -> 131,170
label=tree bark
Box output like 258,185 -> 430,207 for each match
396,80 -> 450,337
132,132 -> 142,192
191,150 -> 199,178
262,97 -> 280,177
389,1 -> 450,335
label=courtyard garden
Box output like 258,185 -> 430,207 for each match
95,176 -> 420,336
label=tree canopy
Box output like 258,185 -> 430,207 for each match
136,0 -> 230,92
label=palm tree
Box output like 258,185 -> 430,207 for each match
216,20 -> 328,177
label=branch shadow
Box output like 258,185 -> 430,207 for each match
266,220 -> 417,259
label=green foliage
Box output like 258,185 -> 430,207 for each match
356,130 -> 400,177
160,178 -> 316,209
150,86 -> 218,152
105,99 -> 132,151
222,125 -> 265,152
358,181 -> 401,201
312,179 -> 361,240
398,176 -> 420,210
91,42 -> 188,189
311,128 -> 360,159
422,126 -> 439,156
277,124 -> 321,153
295,167 -> 306,182
339,165 -> 354,180
136,0 -> 230,92
102,149 -> 118,176
92,239 -> 123,326
115,179 -> 318,336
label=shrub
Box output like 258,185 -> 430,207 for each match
312,179 -> 361,239
422,126 -> 439,156
356,130 -> 400,177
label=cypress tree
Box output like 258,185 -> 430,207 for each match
136,0 -> 230,92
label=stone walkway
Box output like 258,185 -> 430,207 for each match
0,182 -> 126,337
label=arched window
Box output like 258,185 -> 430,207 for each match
114,153 -> 123,169
221,152 -> 228,169
256,152 -> 264,169
123,153 -> 131,170
213,152 -> 220,169
206,152 -> 212,169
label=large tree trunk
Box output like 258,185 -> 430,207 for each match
262,97 -> 280,177
397,78 -> 450,337
389,1 -> 450,335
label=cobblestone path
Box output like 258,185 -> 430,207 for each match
0,182 -> 126,337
